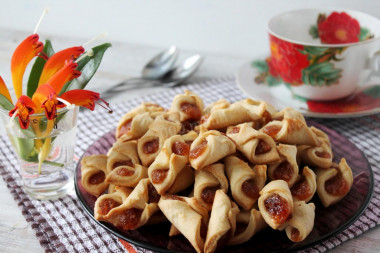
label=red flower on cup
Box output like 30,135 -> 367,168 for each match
268,34 -> 309,86
317,12 -> 360,44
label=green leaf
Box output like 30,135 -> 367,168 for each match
266,75 -> 282,87
251,60 -> 268,73
300,46 -> 328,56
309,25 -> 319,39
60,43 -> 112,94
363,85 -> 380,98
26,40 -> 55,97
359,27 -> 373,41
0,94 -> 14,110
302,62 -> 342,86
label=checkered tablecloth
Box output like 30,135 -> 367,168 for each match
0,77 -> 379,252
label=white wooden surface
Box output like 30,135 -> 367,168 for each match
0,27 -> 379,253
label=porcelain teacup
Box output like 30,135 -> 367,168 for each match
267,8 -> 380,101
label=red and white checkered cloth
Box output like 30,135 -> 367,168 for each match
0,77 -> 379,252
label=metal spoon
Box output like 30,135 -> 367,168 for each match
103,46 -> 179,93
103,54 -> 203,96
141,45 -> 178,80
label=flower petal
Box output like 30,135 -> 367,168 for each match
45,60 -> 81,94
11,34 -> 44,99
60,89 -> 112,113
32,83 -> 55,108
9,95 -> 37,129
38,46 -> 84,86
59,89 -> 99,110
32,83 -> 64,119
0,75 -> 12,104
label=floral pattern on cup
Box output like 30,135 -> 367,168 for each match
252,60 -> 380,114
266,34 -> 345,88
309,11 -> 374,44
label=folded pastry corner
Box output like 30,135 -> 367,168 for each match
227,208 -> 267,245
258,180 -> 293,230
137,113 -> 182,166
116,103 -> 165,141
94,186 -> 133,221
189,130 -> 236,170
102,178 -> 161,231
204,189 -> 239,253
224,156 -> 266,210
261,108 -> 318,147
81,154 -> 109,197
315,158 -> 353,207
106,140 -> 140,174
170,90 -> 204,122
227,122 -> 280,164
148,135 -> 193,195
290,166 -> 317,203
285,201 -> 315,242
268,144 -> 299,188
105,163 -> 148,187
158,195 -> 209,253
194,163 -> 228,210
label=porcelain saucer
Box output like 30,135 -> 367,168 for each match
235,60 -> 380,118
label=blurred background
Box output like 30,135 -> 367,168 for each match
2,0 -> 380,57
1,0 -> 380,98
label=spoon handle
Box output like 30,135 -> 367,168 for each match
101,79 -> 160,99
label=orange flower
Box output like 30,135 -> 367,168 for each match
9,95 -> 37,129
32,84 -> 112,121
60,89 -> 111,111
32,84 -> 65,119
0,75 -> 12,103
44,59 -> 81,94
11,34 -> 44,99
38,46 -> 84,87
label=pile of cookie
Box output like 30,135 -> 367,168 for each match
81,90 -> 353,253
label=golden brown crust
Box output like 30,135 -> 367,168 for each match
193,163 -> 228,210
189,130 -> 236,170
81,154 -> 109,197
227,122 -> 280,164
204,190 -> 239,253
315,158 -> 353,207
106,140 -> 139,174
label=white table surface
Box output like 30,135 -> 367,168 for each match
0,27 -> 379,253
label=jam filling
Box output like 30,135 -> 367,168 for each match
291,175 -> 310,200
172,141 -> 190,156
89,171 -> 105,185
201,186 -> 219,204
117,119 -> 132,138
99,198 -> 121,215
143,138 -> 159,154
241,179 -> 260,199
189,139 -> 208,159
117,208 -> 143,230
180,102 -> 202,120
315,151 -> 331,159
325,171 -> 349,196
262,124 -> 281,138
255,140 -> 271,155
116,168 -> 135,177
264,193 -> 291,224
112,160 -> 134,170
151,168 -> 169,184
148,183 -> 160,203
273,161 -> 294,182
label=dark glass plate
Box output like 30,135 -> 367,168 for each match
74,121 -> 374,253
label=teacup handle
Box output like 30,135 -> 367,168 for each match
370,51 -> 380,76
361,51 -> 380,87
